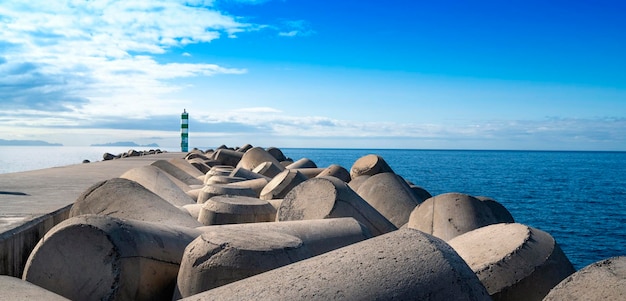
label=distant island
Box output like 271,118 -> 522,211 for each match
0,139 -> 63,146
90,141 -> 160,147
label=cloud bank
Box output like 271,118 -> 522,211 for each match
0,0 -> 251,118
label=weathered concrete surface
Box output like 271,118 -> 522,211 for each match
543,256 -> 626,301
197,195 -> 276,225
407,192 -> 500,241
69,177 -> 202,228
285,157 -> 317,169
476,196 -> 515,223
315,164 -> 351,182
120,165 -> 195,207
173,228 -> 312,299
197,217 -> 372,255
277,176 -> 397,236
236,147 -> 285,173
0,275 -> 69,300
448,223 -> 575,301
259,169 -> 308,200
0,152 -> 185,277
227,177 -> 269,197
196,184 -> 256,204
151,160 -> 203,186
181,228 -> 491,301
349,154 -> 394,179
176,219 -> 372,298
356,172 -> 421,228
23,214 -> 202,301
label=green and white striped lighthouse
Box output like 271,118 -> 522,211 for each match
181,109 -> 189,152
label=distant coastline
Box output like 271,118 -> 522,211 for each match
90,141 -> 160,147
0,139 -> 63,146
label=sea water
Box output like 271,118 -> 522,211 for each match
1,146 -> 625,269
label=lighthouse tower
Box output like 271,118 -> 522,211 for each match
181,109 -> 189,152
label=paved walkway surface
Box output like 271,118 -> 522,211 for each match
0,152 -> 185,233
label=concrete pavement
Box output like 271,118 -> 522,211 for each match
0,152 -> 186,276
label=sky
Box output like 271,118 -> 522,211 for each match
1,0 -> 625,150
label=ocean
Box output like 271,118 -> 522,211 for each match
1,146 -> 625,270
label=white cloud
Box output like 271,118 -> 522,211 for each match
0,0 -> 256,119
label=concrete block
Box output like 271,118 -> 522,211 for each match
151,160 -> 203,186
212,149 -> 243,167
227,177 -> 270,197
315,164 -> 351,182
1,275 -> 69,300
173,228 -> 310,299
277,176 -> 397,236
448,223 -> 575,301
186,158 -> 212,176
251,161 -> 284,178
349,154 -> 394,179
259,169 -> 308,200
229,166 -> 270,180
69,177 -> 202,228
407,192 -> 500,241
236,147 -> 285,173
197,195 -> 276,225
476,196 -> 515,223
175,218 -> 372,298
181,204 -> 203,220
22,215 -> 202,301
120,166 -> 195,207
168,158 -> 206,178
408,183 -> 433,203
180,228 -> 490,301
196,184 -> 257,204
266,146 -> 287,162
356,172 -> 422,228
347,174 -> 370,191
236,144 -> 253,153
204,175 -> 246,185
543,256 -> 626,301
290,167 -> 324,178
286,157 -> 317,169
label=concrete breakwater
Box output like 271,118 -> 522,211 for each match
0,145 -> 623,300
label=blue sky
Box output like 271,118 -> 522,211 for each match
1,0 -> 625,150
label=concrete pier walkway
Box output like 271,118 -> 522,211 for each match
0,152 -> 185,276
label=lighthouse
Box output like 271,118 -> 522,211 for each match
181,109 -> 189,152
